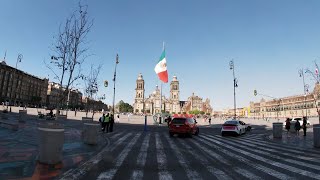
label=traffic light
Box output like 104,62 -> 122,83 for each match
104,80 -> 108,87
254,90 -> 257,96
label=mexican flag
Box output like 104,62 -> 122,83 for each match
154,49 -> 168,83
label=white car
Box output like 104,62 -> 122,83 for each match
283,117 -> 312,127
221,120 -> 248,136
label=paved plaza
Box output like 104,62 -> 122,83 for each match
0,107 -> 319,179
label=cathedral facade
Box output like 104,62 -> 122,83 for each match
133,73 -> 213,115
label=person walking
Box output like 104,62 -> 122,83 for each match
109,114 -> 115,132
99,113 -> 105,131
209,117 -> 212,125
285,118 -> 291,134
303,116 -> 307,136
295,119 -> 301,136
103,113 -> 110,133
116,114 -> 120,123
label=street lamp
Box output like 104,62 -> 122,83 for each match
229,60 -> 238,119
112,54 -> 119,116
11,54 -> 23,108
299,69 -> 309,118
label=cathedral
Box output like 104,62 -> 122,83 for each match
133,73 -> 213,115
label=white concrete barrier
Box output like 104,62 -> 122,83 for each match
38,122 -> 64,164
82,121 -> 99,145
313,124 -> 320,148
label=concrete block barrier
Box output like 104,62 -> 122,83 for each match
313,124 -> 320,148
273,122 -> 283,138
82,121 -> 99,145
38,122 -> 64,164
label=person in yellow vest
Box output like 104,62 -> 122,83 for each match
103,113 -> 110,133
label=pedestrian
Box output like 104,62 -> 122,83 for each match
103,113 -> 110,133
285,118 -> 291,134
116,114 -> 120,123
303,116 -> 307,136
295,119 -> 301,136
167,116 -> 172,127
109,114 -> 114,132
209,117 -> 211,125
99,113 -> 105,131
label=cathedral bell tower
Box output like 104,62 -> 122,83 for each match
134,73 -> 145,113
170,76 -> 180,113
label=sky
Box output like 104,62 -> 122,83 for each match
1,0 -> 320,110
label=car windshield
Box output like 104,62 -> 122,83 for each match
172,118 -> 186,124
224,121 -> 239,125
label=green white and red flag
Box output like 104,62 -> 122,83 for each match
154,49 -> 168,83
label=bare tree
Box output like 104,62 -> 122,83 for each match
305,60 -> 320,123
45,3 -> 93,117
83,64 -> 102,118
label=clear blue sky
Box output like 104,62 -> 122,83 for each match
1,0 -> 320,110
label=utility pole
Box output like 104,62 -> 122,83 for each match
112,54 -> 119,116
229,60 -> 238,119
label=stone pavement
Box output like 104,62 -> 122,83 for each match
0,111 -> 108,180
268,127 -> 317,150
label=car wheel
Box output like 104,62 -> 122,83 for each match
221,132 -> 225,137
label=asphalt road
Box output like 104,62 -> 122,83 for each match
59,123 -> 320,180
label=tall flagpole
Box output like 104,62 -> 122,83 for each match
159,42 -> 165,123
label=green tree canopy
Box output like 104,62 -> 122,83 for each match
116,100 -> 133,113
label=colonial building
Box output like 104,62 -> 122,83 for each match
46,82 -> 83,109
250,83 -> 320,119
133,73 -> 213,115
0,60 -> 48,107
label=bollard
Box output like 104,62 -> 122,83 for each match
38,122 -> 64,164
313,124 -> 320,148
82,121 -> 99,145
273,122 -> 283,138
18,110 -> 27,123
144,115 -> 147,132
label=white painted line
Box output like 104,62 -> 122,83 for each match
164,134 -> 202,180
38,127 -> 64,132
59,132 -> 132,180
129,134 -> 150,180
97,133 -> 142,180
233,167 -> 263,180
226,135 -> 320,163
130,170 -> 143,180
177,137 -> 232,179
194,136 -> 291,180
203,135 -> 320,180
155,133 -> 173,180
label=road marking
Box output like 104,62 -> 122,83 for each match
227,135 -> 320,164
97,133 -> 142,180
59,132 -> 132,180
177,137 -> 232,180
155,133 -> 173,180
204,135 -> 320,180
233,167 -> 262,180
194,136 -> 292,180
164,135 -> 202,180
130,134 -> 150,180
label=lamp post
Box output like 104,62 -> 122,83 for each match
11,54 -> 23,108
229,60 -> 238,119
299,69 -> 308,118
112,54 -> 119,116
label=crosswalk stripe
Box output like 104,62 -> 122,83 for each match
226,135 -> 320,163
59,132 -> 132,180
203,135 -> 320,179
155,133 -> 173,180
194,136 -> 292,180
109,132 -> 124,140
224,134 -> 320,155
233,167 -> 263,180
164,134 -> 202,180
130,134 -> 151,180
210,135 -> 320,171
177,137 -> 232,179
97,133 -> 142,180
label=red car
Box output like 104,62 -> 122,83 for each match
169,115 -> 199,137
